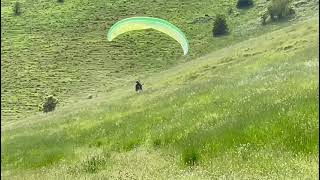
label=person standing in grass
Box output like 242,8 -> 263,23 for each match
135,81 -> 143,93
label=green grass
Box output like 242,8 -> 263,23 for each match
1,16 -> 319,179
1,0 -> 318,121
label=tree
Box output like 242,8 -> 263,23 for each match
212,15 -> 229,36
236,0 -> 254,9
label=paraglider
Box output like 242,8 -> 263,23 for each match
135,81 -> 143,93
107,17 -> 189,55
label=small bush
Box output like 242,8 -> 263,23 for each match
57,0 -> 64,3
212,15 -> 229,37
13,2 -> 21,16
152,139 -> 161,147
39,95 -> 58,113
182,148 -> 199,166
81,155 -> 107,173
96,141 -> 103,147
237,0 -> 254,9
267,0 -> 293,20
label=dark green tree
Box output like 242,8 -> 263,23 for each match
237,0 -> 254,9
212,15 -> 229,37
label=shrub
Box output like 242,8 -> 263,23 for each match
267,0 -> 293,20
212,15 -> 229,37
237,0 -> 254,9
152,138 -> 161,147
182,148 -> 199,166
57,0 -> 64,3
39,95 -> 58,113
13,2 -> 21,16
81,155 -> 107,173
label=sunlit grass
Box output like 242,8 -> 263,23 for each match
1,17 -> 319,179
1,0 -> 318,121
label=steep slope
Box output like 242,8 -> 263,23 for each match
2,17 -> 318,179
1,0 -> 318,121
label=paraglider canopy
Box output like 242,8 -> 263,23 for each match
107,17 -> 189,56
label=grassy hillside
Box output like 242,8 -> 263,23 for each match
2,16 -> 319,179
1,0 -> 318,121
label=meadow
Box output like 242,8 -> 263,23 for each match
1,0 -> 318,121
1,14 -> 319,179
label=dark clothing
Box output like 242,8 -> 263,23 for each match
135,81 -> 143,92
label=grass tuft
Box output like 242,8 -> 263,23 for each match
182,147 -> 200,166
80,154 -> 108,173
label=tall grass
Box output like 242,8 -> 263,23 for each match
1,0 -> 318,121
2,18 -> 319,179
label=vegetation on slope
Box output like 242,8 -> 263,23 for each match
2,17 -> 318,179
1,0 -> 318,121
